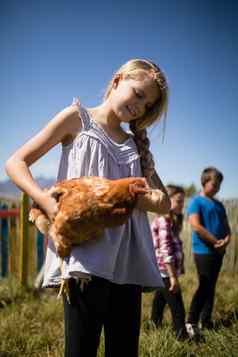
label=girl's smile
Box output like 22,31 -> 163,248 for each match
126,104 -> 137,118
110,74 -> 160,123
87,72 -> 160,139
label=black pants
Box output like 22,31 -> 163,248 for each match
151,277 -> 187,338
187,253 -> 223,325
63,277 -> 142,357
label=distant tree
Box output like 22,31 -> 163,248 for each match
183,183 -> 198,197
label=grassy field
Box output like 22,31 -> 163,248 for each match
0,198 -> 237,356
0,271 -> 238,357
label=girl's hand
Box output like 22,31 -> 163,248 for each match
169,276 -> 180,294
136,188 -> 169,214
39,192 -> 59,222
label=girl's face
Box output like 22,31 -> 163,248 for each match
170,192 -> 185,214
109,74 -> 159,123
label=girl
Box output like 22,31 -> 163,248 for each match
151,185 -> 189,340
6,59 -> 170,357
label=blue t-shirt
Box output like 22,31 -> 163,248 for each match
187,195 -> 229,254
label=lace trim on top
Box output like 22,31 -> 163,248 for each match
70,97 -> 140,165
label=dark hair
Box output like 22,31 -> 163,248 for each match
201,167 -> 224,187
166,184 -> 185,197
166,185 -> 185,235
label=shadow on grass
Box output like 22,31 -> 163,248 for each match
0,298 -> 13,309
212,309 -> 238,330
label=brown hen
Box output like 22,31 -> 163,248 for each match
29,176 -> 148,258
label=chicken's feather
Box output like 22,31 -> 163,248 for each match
29,176 -> 148,257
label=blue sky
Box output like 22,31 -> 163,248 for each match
1,0 -> 237,198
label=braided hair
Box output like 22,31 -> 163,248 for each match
129,123 -> 155,179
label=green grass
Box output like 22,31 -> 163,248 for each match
0,272 -> 238,357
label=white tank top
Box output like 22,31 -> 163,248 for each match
43,101 -> 163,288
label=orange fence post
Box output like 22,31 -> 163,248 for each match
19,193 -> 29,287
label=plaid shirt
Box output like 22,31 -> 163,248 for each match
151,216 -> 185,278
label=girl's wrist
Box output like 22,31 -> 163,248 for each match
34,190 -> 48,207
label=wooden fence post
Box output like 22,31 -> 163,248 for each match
19,193 -> 29,286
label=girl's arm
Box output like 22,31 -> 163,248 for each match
5,105 -> 81,220
136,170 -> 171,214
158,217 -> 179,293
149,170 -> 168,194
164,263 -> 179,293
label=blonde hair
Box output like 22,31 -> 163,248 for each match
104,59 -> 169,178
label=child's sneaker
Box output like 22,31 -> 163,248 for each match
176,327 -> 190,341
185,323 -> 205,343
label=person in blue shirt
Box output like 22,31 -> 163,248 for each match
185,167 -> 231,338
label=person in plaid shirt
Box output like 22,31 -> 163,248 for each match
151,185 -> 189,340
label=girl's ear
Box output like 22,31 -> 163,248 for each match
112,73 -> 123,89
